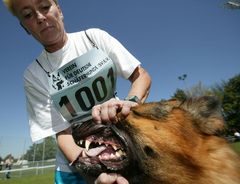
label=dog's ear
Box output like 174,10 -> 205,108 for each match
181,96 -> 225,135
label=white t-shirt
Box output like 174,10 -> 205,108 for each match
24,28 -> 140,142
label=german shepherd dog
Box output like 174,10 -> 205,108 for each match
72,96 -> 240,184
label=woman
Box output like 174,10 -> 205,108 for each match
3,0 -> 151,183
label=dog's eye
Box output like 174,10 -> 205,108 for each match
144,145 -> 157,158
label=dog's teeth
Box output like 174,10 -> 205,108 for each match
85,140 -> 91,151
118,150 -> 123,155
118,149 -> 126,156
110,153 -> 115,159
116,151 -> 121,157
112,145 -> 117,150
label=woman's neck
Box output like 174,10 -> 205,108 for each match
44,32 -> 68,53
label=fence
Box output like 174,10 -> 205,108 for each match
0,160 -> 55,180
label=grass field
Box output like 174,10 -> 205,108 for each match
0,172 -> 54,184
0,168 -> 54,184
0,142 -> 239,184
230,141 -> 240,154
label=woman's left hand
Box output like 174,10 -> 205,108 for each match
94,173 -> 129,184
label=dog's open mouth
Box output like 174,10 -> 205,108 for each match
72,121 -> 130,174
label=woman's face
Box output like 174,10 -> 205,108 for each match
13,0 -> 66,52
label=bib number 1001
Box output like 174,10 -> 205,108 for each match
58,67 -> 115,118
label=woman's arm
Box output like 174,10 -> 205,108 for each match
126,66 -> 151,103
56,127 -> 83,163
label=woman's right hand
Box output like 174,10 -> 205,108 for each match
94,173 -> 129,184
92,98 -> 138,124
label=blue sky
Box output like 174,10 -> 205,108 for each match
0,0 -> 239,158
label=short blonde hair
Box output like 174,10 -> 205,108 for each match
3,0 -> 59,16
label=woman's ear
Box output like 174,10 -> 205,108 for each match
60,14 -> 64,20
20,22 -> 31,35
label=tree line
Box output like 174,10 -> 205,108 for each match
173,74 -> 240,135
22,136 -> 57,161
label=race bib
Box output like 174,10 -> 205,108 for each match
48,48 -> 117,123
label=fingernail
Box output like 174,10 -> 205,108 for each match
96,120 -> 101,124
108,173 -> 117,179
117,176 -> 128,184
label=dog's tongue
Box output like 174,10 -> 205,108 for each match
85,145 -> 107,157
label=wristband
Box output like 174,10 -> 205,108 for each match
124,95 -> 141,104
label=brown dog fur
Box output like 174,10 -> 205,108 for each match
120,96 -> 240,184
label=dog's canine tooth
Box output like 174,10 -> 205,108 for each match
85,140 -> 91,151
80,140 -> 83,145
112,145 -> 118,150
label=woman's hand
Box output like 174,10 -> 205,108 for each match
94,173 -> 129,184
92,98 -> 138,124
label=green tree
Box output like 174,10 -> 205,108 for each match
222,74 -> 240,132
173,82 -> 218,99
186,82 -> 214,97
210,80 -> 226,102
23,136 -> 57,161
172,88 -> 187,100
